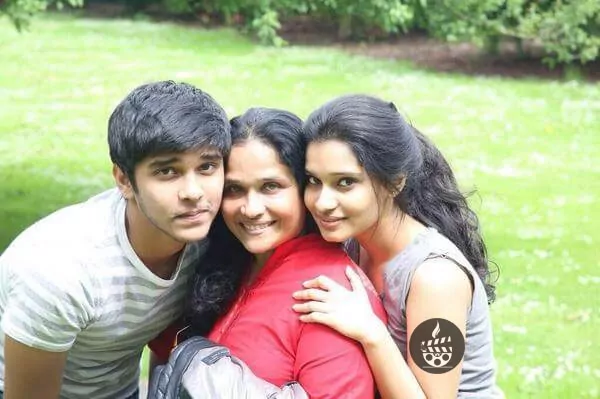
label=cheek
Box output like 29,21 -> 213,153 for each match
344,190 -> 378,217
204,175 -> 225,200
277,193 -> 305,226
303,189 -> 316,211
220,199 -> 239,226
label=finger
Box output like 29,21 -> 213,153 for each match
302,275 -> 342,292
292,301 -> 330,314
345,266 -> 369,297
299,312 -> 332,326
292,288 -> 329,302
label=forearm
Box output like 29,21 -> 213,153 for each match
361,320 -> 425,399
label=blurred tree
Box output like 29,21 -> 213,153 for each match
418,0 -> 599,66
1,0 -> 83,30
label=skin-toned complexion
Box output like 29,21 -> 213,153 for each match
221,139 -> 305,273
114,147 -> 225,277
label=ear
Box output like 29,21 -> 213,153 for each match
389,174 -> 407,198
113,165 -> 134,200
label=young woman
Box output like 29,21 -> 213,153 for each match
187,107 -> 387,399
292,94 -> 502,399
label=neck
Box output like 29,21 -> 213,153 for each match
356,210 -> 427,273
247,251 -> 273,285
125,202 -> 185,279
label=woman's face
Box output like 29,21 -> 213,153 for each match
222,139 -> 305,259
304,139 -> 382,243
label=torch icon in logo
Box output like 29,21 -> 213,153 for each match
420,321 -> 453,368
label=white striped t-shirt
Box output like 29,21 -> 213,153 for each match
0,188 -> 207,398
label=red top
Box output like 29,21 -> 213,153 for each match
207,234 -> 387,399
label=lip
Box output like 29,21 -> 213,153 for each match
316,216 -> 346,230
175,209 -> 210,223
239,221 -> 276,235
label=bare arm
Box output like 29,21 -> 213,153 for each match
4,335 -> 68,399
403,259 -> 471,398
355,259 -> 472,398
360,319 -> 425,399
293,261 -> 472,399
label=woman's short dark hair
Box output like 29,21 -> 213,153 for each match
303,94 -> 497,303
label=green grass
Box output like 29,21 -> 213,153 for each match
1,13 -> 599,398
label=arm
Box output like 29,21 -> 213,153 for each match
4,335 -> 67,399
293,269 -> 424,399
293,262 -> 472,399
403,259 -> 471,398
361,319 -> 425,399
1,260 -> 93,398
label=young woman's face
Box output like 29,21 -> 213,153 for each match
304,139 -> 382,243
222,139 -> 305,259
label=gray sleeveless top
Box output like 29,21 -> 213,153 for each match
381,228 -> 502,398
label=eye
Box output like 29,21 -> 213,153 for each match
306,176 -> 320,185
262,182 -> 281,193
338,178 -> 356,188
224,184 -> 243,196
154,167 -> 177,177
199,162 -> 219,174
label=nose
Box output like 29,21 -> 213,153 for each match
178,174 -> 204,201
314,186 -> 338,213
241,191 -> 265,219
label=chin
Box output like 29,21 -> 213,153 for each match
319,230 -> 349,243
177,225 -> 212,243
244,242 -> 275,255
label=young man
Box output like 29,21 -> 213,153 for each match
0,81 -> 231,399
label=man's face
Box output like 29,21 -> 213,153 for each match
122,147 -> 225,246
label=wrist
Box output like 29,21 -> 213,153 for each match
359,317 -> 389,348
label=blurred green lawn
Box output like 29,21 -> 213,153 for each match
1,14 -> 598,398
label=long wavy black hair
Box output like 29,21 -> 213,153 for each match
303,94 -> 498,303
187,107 -> 313,335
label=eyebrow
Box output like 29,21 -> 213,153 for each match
305,169 -> 362,177
199,151 -> 223,161
147,152 -> 223,169
225,176 -> 287,184
148,157 -> 179,169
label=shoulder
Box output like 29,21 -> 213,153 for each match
281,235 -> 354,284
409,257 -> 473,308
413,257 -> 472,293
0,191 -> 123,289
4,189 -> 121,260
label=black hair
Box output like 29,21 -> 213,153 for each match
303,94 -> 497,303
187,107 -> 314,335
108,80 -> 230,188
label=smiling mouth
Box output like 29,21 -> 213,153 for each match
241,221 -> 276,233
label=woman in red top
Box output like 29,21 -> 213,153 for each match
187,107 -> 386,398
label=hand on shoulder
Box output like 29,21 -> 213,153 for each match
291,267 -> 386,344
